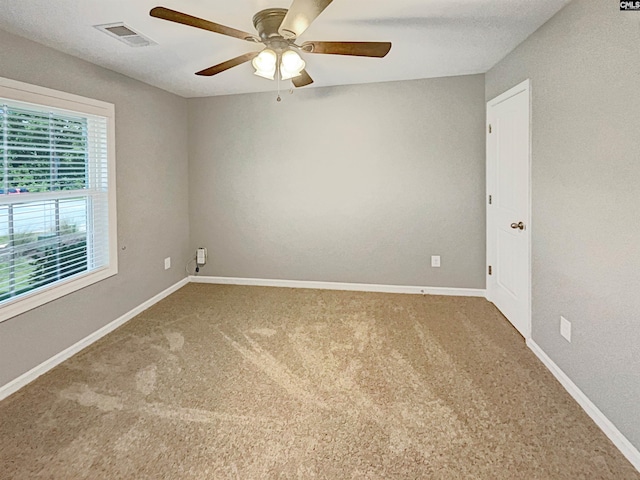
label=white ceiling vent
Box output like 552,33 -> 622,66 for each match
95,23 -> 157,47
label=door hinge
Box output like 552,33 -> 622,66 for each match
488,194 -> 492,205
488,265 -> 493,275
488,124 -> 492,134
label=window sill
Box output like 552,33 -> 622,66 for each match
0,264 -> 117,323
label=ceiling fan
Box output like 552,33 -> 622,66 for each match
150,0 -> 392,88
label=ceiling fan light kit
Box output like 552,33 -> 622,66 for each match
279,50 -> 306,80
150,0 -> 392,95
252,49 -> 277,80
251,48 -> 306,81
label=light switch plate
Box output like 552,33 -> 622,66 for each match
431,255 -> 441,268
560,316 -> 571,342
164,257 -> 171,270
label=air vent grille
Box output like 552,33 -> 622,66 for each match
95,22 -> 157,48
105,25 -> 137,37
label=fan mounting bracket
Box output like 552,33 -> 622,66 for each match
252,8 -> 294,47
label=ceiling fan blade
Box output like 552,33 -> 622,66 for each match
292,70 -> 314,88
150,6 -> 257,42
195,52 -> 260,76
279,0 -> 333,39
301,41 -> 392,58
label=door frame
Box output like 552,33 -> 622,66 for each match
486,79 -> 532,339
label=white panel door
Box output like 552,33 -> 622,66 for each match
486,80 -> 531,338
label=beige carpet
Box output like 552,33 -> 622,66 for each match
1,284 -> 638,479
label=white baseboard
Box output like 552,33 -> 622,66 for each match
527,339 -> 640,472
0,277 -> 189,402
189,276 -> 486,297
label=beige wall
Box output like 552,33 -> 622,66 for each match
188,75 -> 486,288
0,29 -> 191,386
486,0 -> 640,448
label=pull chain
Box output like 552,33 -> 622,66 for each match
276,62 -> 282,102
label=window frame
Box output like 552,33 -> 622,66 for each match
0,77 -> 117,323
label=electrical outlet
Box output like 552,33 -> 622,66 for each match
164,257 -> 171,270
560,316 -> 571,342
431,255 -> 441,268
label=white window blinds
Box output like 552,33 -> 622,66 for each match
0,91 -> 115,316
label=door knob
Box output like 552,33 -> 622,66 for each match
510,222 -> 525,231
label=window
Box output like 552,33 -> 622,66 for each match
0,77 -> 117,322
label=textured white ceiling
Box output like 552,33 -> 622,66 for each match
0,0 -> 571,98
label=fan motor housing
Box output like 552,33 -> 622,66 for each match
252,8 -> 290,45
